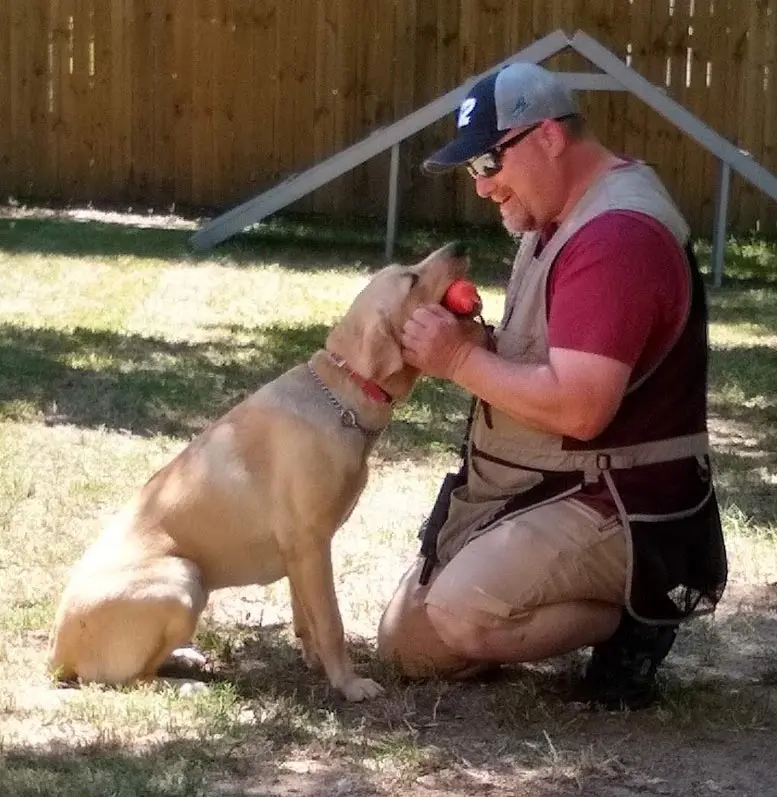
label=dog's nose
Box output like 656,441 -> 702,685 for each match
444,241 -> 468,258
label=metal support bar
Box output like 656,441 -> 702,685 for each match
712,160 -> 731,288
385,144 -> 400,261
189,30 -> 571,249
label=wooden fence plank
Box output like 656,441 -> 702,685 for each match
738,0 -> 767,230
292,0 -> 317,212
211,0 -> 232,207
757,0 -> 777,233
52,0 -> 75,198
190,0 -> 213,204
623,0 -> 652,170
319,0 -> 355,213
410,0 -> 443,222
151,0 -> 177,204
357,0 -> 395,217
458,0 -> 487,225
0,1 -> 11,192
173,0 -> 193,204
9,0 -> 31,197
603,0 -> 629,159
338,0 -> 362,211
393,0 -> 419,223
128,0 -> 152,200
24,0 -> 52,197
274,0 -> 296,189
206,0 -> 225,207
70,0 -> 93,200
720,0 -> 752,231
682,0 -> 717,232
226,0 -> 255,204
437,0 -> 466,226
312,0 -> 338,214
583,0 -> 617,150
642,1 -> 676,198
251,1 -> 278,190
109,0 -> 130,199
669,0 -> 698,228
90,0 -> 111,198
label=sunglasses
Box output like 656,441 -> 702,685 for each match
465,123 -> 542,179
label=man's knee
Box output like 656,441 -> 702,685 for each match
425,604 -> 495,661
377,565 -> 481,678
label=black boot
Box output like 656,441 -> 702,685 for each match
581,612 -> 678,710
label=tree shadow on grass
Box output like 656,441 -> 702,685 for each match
708,344 -> 777,527
0,321 -> 326,438
0,214 -> 516,287
0,740 -> 388,797
0,322 -> 469,456
707,287 -> 777,336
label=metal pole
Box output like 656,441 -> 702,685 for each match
385,144 -> 400,261
711,160 -> 731,288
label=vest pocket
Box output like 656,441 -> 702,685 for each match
436,485 -> 506,567
469,453 -> 542,501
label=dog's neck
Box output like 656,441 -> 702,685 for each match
307,350 -> 394,441
323,350 -> 393,404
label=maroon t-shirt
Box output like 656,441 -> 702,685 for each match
546,211 -> 690,381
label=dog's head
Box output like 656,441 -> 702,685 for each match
326,242 -> 470,401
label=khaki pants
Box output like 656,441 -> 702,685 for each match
377,497 -> 627,677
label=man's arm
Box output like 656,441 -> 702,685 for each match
400,306 -> 630,440
457,344 -> 630,440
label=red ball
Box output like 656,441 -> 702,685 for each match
442,279 -> 482,316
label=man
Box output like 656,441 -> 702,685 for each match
377,62 -> 728,709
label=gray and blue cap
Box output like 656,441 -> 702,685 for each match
423,62 -> 579,173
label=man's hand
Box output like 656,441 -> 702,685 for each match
401,305 -> 485,380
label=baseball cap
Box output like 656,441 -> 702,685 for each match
423,62 -> 579,173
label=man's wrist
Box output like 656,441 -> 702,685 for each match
448,341 -> 478,383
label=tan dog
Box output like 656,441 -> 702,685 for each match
48,242 -> 469,701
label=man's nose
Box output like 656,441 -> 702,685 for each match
475,174 -> 500,199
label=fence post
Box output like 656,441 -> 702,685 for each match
711,159 -> 731,288
385,144 -> 400,261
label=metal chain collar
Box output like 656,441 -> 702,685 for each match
307,363 -> 386,440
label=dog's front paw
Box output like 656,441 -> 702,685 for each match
341,677 -> 384,702
300,646 -> 323,673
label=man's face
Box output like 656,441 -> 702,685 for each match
468,121 -> 558,234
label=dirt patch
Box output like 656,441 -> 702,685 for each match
180,575 -> 777,797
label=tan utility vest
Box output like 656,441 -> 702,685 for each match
438,162 -> 712,571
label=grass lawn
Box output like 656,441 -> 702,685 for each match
0,208 -> 775,797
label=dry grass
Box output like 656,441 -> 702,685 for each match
0,211 -> 775,796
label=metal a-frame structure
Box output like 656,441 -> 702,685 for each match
190,29 -> 777,286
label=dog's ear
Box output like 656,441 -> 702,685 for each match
326,310 -> 403,382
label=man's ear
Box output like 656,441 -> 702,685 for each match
326,311 -> 404,382
544,118 -> 569,158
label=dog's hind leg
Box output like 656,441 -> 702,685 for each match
138,602 -> 204,680
50,558 -> 208,686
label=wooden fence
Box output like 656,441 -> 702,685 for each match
2,0 -> 777,235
